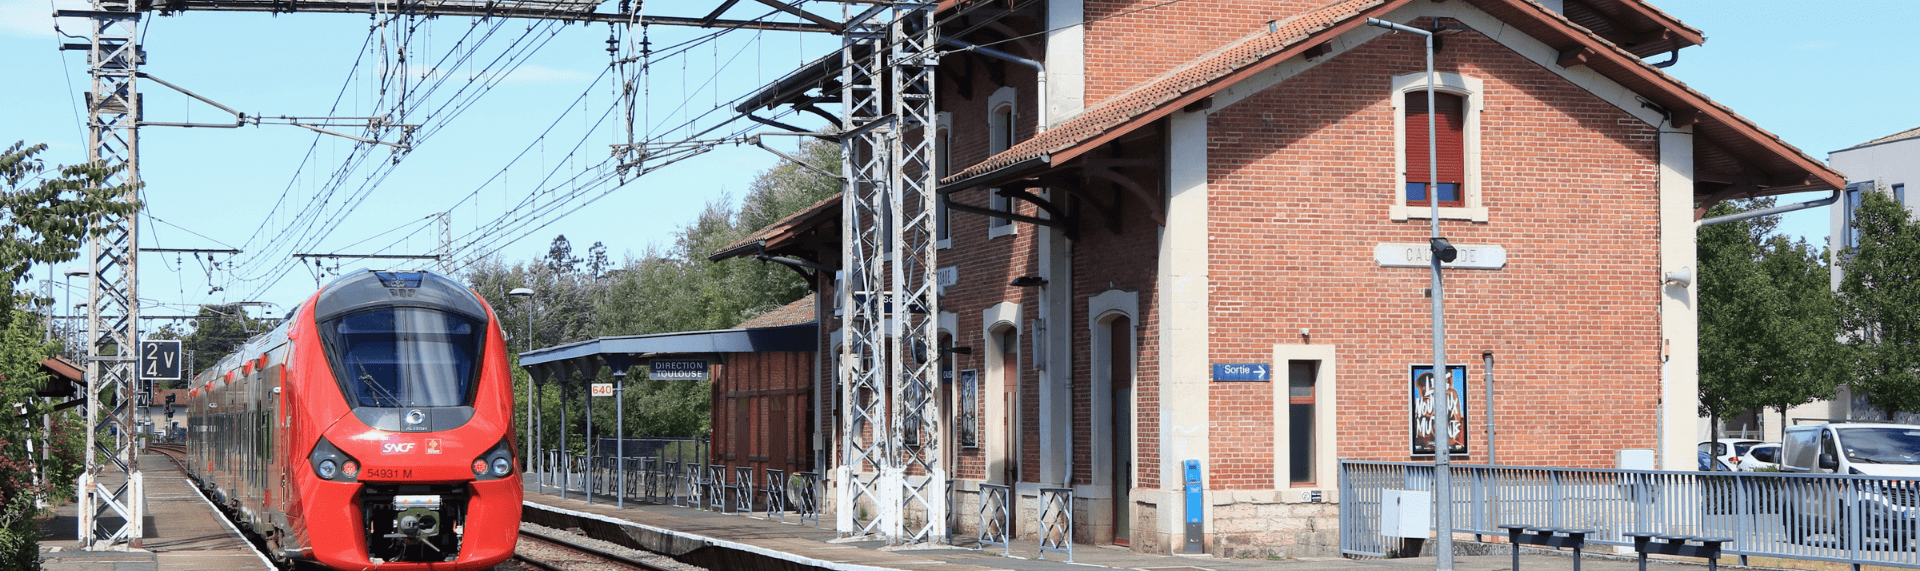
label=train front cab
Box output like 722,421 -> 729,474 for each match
297,271 -> 522,569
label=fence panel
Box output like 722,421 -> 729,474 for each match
1339,461 -> 1920,568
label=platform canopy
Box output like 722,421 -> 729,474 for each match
517,323 -> 816,383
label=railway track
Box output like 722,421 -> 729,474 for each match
513,529 -> 690,571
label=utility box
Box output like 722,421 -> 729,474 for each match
1616,449 -> 1656,470
1381,489 -> 1432,538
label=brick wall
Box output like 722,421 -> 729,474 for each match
1084,1 -> 1329,104
1199,27 -> 1663,488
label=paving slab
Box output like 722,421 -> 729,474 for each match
40,454 -> 271,571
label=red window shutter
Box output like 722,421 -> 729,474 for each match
1406,92 -> 1466,207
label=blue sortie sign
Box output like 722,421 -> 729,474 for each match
1184,459 -> 1203,553
1211,363 -> 1271,382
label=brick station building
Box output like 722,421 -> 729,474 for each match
731,0 -> 1844,558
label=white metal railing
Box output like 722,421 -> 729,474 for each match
1340,461 -> 1919,568
1038,487 -> 1074,562
795,472 -> 822,526
978,484 -> 1011,556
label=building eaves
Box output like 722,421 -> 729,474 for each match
1833,125 -> 1920,154
943,0 -> 1404,187
1476,0 -> 1843,197
944,0 -> 1842,200
1563,0 -> 1705,58
710,193 -> 843,262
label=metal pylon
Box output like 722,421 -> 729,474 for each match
75,0 -> 144,550
836,3 -> 943,545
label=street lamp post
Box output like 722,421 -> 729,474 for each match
508,287 -> 536,485
1366,17 -> 1457,571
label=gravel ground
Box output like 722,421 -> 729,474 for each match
496,522 -> 709,571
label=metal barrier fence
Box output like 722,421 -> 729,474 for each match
708,464 -> 726,512
1038,487 -> 1075,562
764,469 -> 788,521
978,484 -> 1012,556
795,472 -> 821,526
1340,461 -> 1920,568
734,466 -> 755,514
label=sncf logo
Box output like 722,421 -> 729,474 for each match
381,442 -> 418,454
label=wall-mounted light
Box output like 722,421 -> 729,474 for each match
1663,267 -> 1692,288
1009,276 -> 1048,288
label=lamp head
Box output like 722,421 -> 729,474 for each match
1430,237 -> 1458,263
508,287 -> 535,298
1008,276 -> 1048,288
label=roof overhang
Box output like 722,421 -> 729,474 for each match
519,322 -> 819,381
940,0 -> 1841,206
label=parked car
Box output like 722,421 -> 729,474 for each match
1778,423 -> 1920,549
1699,438 -> 1763,471
1738,442 -> 1782,471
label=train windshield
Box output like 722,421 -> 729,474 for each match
323,307 -> 483,408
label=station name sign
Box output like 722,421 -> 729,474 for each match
1373,242 -> 1506,270
650,359 -> 710,381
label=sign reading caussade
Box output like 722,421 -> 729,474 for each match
1374,243 -> 1506,270
649,359 -> 710,381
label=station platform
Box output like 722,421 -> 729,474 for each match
521,482 -> 1723,571
38,453 -> 273,571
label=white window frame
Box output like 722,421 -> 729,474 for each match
1273,342 -> 1338,498
987,86 -> 1019,238
1391,72 -> 1487,223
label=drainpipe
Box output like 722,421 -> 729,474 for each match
940,38 -> 1048,131
1696,189 -> 1840,228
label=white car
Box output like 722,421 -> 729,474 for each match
1698,438 -> 1763,471
1736,441 -> 1782,471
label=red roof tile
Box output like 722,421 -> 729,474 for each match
943,0 -> 1842,200
943,0 -> 1402,185
736,294 -> 817,329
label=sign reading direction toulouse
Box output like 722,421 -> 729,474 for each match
1212,363 -> 1272,382
1374,242 -> 1506,270
650,359 -> 710,381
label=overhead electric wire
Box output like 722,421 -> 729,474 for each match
224,5 -> 820,298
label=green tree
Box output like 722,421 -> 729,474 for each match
1698,199 -> 1844,438
0,141 -> 140,568
1838,189 -> 1920,415
179,304 -> 270,376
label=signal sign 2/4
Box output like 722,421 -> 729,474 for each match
141,340 -> 182,381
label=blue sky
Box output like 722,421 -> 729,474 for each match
4,0 -> 1916,329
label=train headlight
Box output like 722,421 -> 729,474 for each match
473,437 -> 518,481
309,437 -> 360,483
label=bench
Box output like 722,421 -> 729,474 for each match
1501,525 -> 1593,571
1624,533 -> 1729,571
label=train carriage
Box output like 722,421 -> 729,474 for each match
186,270 -> 522,569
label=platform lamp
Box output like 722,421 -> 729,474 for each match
1368,16 -> 1457,571
509,287 -> 536,477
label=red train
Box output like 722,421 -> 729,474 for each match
185,270 -> 522,569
